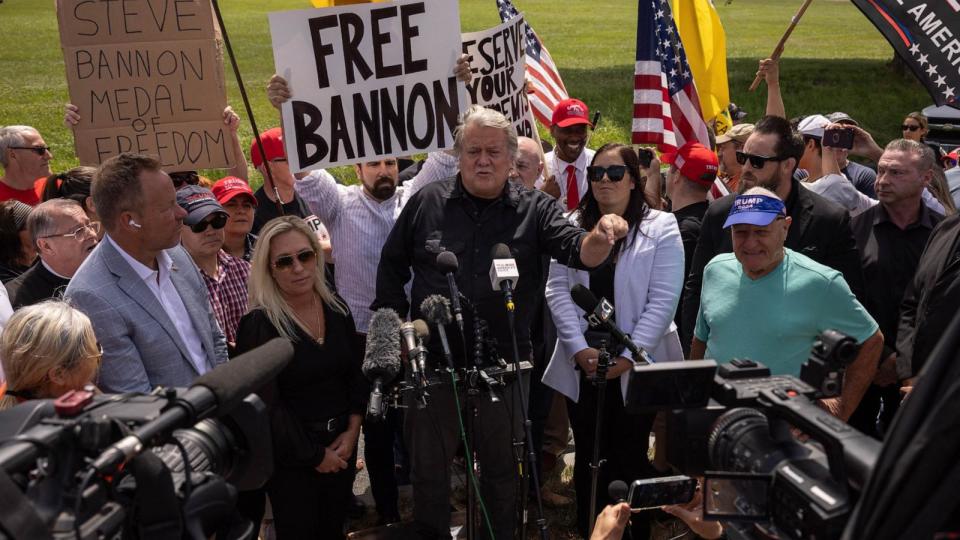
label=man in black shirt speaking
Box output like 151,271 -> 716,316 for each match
373,105 -> 628,539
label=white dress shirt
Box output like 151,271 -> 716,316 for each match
545,148 -> 596,204
295,152 -> 458,332
106,236 -> 210,375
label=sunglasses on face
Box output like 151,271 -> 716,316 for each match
735,151 -> 788,169
190,213 -> 228,233
586,165 -> 629,182
272,248 -> 317,271
10,145 -> 50,156
901,124 -> 921,132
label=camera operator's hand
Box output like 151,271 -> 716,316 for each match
662,486 -> 724,540
605,357 -> 633,380
874,352 -> 899,387
818,397 -> 843,418
574,347 -> 600,376
589,502 -> 631,540
316,447 -> 349,474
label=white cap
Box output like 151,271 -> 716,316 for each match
797,114 -> 831,139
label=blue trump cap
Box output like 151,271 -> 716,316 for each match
723,194 -> 786,228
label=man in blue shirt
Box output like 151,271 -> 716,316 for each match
691,188 -> 883,420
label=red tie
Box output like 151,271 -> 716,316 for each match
565,164 -> 579,210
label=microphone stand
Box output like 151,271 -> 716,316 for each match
502,298 -> 550,540
588,341 -> 613,538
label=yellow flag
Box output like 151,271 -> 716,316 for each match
671,0 -> 729,125
310,0 -> 384,6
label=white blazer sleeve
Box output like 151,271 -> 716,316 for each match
629,215 -> 684,352
545,259 -> 588,363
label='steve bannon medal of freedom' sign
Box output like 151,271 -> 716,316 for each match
56,0 -> 233,172
269,0 -> 467,172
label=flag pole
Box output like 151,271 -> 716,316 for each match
748,0 -> 815,91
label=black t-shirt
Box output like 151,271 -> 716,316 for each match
252,187 -> 312,236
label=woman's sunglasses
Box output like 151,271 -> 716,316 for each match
272,248 -> 317,270
171,171 -> 200,188
190,213 -> 228,233
735,151 -> 788,169
586,165 -> 629,182
901,124 -> 921,132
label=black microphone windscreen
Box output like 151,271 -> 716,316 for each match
412,319 -> 430,345
570,284 -> 600,314
608,480 -> 629,503
194,337 -> 294,414
436,251 -> 459,273
363,308 -> 402,381
420,295 -> 453,325
490,243 -> 512,260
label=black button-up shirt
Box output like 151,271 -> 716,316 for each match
373,176 -> 588,366
851,202 -> 943,351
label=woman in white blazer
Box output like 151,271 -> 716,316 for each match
542,143 -> 685,538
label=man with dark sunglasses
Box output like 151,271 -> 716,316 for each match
177,185 -> 250,357
0,125 -> 51,206
679,115 -> 864,351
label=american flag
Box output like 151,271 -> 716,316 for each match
496,0 -> 568,126
632,0 -> 710,151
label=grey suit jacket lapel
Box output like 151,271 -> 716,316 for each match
101,240 -> 199,376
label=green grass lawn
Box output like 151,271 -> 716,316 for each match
0,0 -> 932,183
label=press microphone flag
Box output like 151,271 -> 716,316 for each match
570,284 -> 652,365
489,243 -> 519,311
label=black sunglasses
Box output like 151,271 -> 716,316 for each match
171,171 -> 200,188
735,151 -> 788,169
272,248 -> 317,270
586,165 -> 629,182
901,124 -> 921,132
10,145 -> 50,156
190,213 -> 228,233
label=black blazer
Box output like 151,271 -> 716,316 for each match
896,213 -> 960,379
679,179 -> 864,347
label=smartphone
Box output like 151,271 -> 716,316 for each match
822,127 -> 854,150
637,148 -> 655,168
627,475 -> 697,510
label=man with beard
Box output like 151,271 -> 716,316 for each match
545,98 -> 595,210
679,115 -> 864,350
267,56 -> 470,525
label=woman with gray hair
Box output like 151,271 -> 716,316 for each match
235,216 -> 366,539
0,300 -> 101,410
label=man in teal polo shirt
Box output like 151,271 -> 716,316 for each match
691,187 -> 883,420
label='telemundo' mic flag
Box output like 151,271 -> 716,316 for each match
850,0 -> 959,108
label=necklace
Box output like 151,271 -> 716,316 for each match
312,294 -> 325,345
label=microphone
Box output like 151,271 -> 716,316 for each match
421,295 -> 455,369
608,480 -> 629,504
92,338 -> 294,473
570,284 -> 652,365
363,308 -> 403,422
412,319 -> 431,377
489,243 -> 520,312
400,321 -> 424,381
436,252 -> 464,331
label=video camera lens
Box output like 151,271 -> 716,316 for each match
155,418 -> 240,478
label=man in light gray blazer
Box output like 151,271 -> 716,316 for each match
66,154 -> 228,393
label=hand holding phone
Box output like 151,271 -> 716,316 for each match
627,475 -> 698,510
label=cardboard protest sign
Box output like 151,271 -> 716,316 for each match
461,15 -> 535,138
56,0 -> 233,172
269,0 -> 467,171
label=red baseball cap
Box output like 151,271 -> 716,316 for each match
212,176 -> 258,206
660,142 -> 719,187
551,98 -> 592,128
250,127 -> 285,169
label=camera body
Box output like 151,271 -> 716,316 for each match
0,388 -> 271,539
626,330 -> 880,540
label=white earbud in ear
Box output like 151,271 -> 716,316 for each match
129,219 -> 142,229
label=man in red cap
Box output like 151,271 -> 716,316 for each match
545,98 -> 594,210
212,176 -> 258,261
662,142 -> 717,348
248,127 -> 317,235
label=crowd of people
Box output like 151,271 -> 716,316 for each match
0,54 -> 958,540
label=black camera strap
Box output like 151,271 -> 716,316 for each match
0,469 -> 51,540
